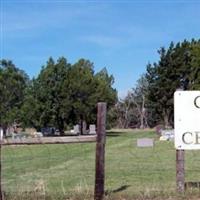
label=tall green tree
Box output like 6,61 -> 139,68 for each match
190,40 -> 200,89
146,39 -> 200,128
94,68 -> 118,129
23,57 -> 117,133
62,60 -> 117,133
94,68 -> 117,108
0,60 -> 29,135
63,59 -> 96,133
23,57 -> 70,133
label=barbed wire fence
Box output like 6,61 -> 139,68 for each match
104,133 -> 176,198
0,103 -> 106,200
1,104 -> 200,200
104,131 -> 200,199
1,137 -> 97,199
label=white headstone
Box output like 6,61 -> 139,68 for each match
89,124 -> 96,135
161,130 -> 174,141
74,125 -> 80,134
34,132 -> 43,138
0,128 -> 3,140
137,138 -> 154,147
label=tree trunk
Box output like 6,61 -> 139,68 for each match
79,115 -> 84,135
2,125 -> 7,137
140,95 -> 145,129
124,101 -> 130,129
144,113 -> 149,129
163,111 -> 170,129
79,119 -> 87,135
57,117 -> 65,136
140,115 -> 144,129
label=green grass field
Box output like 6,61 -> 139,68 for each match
2,130 -> 200,200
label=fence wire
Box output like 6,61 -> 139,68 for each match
2,131 -> 200,200
105,131 -> 200,198
1,138 -> 96,200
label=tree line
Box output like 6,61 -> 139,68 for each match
0,57 -> 117,135
1,39 -> 200,135
116,39 -> 200,129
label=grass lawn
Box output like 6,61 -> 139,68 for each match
2,130 -> 200,200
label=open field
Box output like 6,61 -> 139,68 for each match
2,130 -> 200,200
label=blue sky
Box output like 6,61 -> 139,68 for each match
1,0 -> 200,98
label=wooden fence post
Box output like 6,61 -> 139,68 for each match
176,149 -> 185,193
94,102 -> 107,200
0,141 -> 2,200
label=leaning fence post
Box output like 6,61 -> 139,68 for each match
0,129 -> 2,200
176,149 -> 185,193
94,102 -> 107,200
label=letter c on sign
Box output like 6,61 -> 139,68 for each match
194,96 -> 200,108
182,132 -> 193,145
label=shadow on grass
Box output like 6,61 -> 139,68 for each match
106,131 -> 126,137
105,185 -> 131,195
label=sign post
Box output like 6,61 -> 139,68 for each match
176,149 -> 185,192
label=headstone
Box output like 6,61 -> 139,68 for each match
70,129 -> 75,133
82,121 -> 87,135
89,124 -> 96,135
161,129 -> 174,136
137,138 -> 154,147
74,125 -> 80,135
160,129 -> 174,141
12,133 -> 17,139
12,133 -> 22,139
33,132 -> 43,138
6,127 -> 13,137
0,128 -> 3,140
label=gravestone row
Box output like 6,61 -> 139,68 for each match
73,124 -> 96,135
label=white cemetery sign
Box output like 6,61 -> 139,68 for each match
175,91 -> 200,150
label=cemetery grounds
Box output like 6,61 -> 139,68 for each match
2,130 -> 200,200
